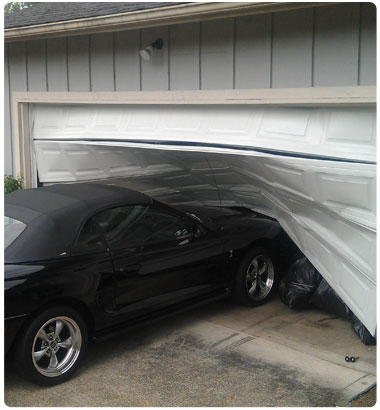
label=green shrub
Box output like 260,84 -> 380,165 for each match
4,175 -> 23,194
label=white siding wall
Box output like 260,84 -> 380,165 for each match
169,22 -> 200,90
313,4 -> 361,86
271,8 -> 313,88
4,45 -> 12,174
47,37 -> 68,91
4,3 -> 376,175
114,30 -> 140,91
235,14 -> 271,89
68,35 -> 90,91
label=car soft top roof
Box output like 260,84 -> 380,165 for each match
5,183 -> 151,262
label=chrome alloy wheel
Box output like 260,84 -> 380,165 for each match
31,316 -> 82,378
245,254 -> 275,302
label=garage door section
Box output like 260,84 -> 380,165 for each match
31,104 -> 376,335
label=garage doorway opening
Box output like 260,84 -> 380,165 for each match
25,100 -> 376,337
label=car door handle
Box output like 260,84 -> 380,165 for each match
119,264 -> 141,273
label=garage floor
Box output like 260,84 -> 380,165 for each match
5,298 -> 376,407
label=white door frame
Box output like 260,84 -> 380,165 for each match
12,86 -> 376,188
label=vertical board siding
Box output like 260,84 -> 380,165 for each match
235,14 -> 271,89
115,29 -> 140,91
47,38 -> 68,91
68,35 -> 90,91
4,7 -> 375,95
3,7 -> 375,96
313,4 -> 360,86
8,41 -> 27,91
27,39 -> 47,91
359,3 -> 376,85
141,26 -> 169,91
201,18 -> 234,90
272,9 -> 313,88
90,33 -> 114,91
169,22 -> 200,90
4,45 -> 12,175
8,42 -> 28,176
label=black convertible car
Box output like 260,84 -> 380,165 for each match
5,183 -> 282,385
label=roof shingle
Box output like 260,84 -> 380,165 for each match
5,2 -> 184,29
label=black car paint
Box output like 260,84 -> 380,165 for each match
5,204 -> 281,354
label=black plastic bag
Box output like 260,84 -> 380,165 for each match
279,256 -> 376,345
309,279 -> 352,320
351,314 -> 376,345
279,257 -> 322,309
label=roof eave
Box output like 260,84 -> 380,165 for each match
5,2 -> 334,42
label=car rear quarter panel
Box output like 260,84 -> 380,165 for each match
5,252 -> 117,331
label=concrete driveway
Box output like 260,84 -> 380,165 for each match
5,298 -> 376,407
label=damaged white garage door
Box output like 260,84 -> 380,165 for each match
31,104 -> 376,335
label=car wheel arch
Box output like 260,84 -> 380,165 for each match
247,238 -> 274,252
239,238 -> 276,264
11,297 -> 94,352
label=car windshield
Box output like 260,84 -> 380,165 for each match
4,216 -> 26,250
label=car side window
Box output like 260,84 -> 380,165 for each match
93,204 -> 193,250
72,218 -> 105,254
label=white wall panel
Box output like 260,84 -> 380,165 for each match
9,41 -> 28,91
359,3 -> 376,86
91,33 -> 114,91
201,19 -> 234,90
47,37 -> 68,91
27,39 -> 47,92
68,35 -> 90,91
272,8 -> 313,88
169,22 -> 200,90
235,14 -> 271,89
313,4 -> 360,86
4,45 -> 12,175
115,29 -> 140,91
7,41 -> 28,176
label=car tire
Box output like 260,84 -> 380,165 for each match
234,246 -> 278,307
13,305 -> 88,386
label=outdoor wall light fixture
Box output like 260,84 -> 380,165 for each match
139,38 -> 163,60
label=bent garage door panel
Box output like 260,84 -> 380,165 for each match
31,104 -> 377,335
32,104 -> 376,162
